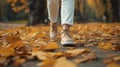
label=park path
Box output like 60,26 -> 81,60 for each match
0,22 -> 120,67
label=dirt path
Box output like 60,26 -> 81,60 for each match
0,22 -> 24,29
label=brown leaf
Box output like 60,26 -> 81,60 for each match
0,57 -> 8,67
112,45 -> 120,51
15,44 -> 32,54
32,51 -> 54,61
74,52 -> 96,63
113,56 -> 120,61
9,41 -> 25,49
12,58 -> 26,67
5,35 -> 21,44
103,59 -> 113,64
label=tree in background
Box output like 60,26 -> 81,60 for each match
75,0 -> 120,22
0,0 -> 9,22
7,0 -> 47,25
0,0 -> 120,23
26,0 -> 47,26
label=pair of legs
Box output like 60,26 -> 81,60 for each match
47,0 -> 75,45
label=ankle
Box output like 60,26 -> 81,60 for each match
62,24 -> 71,31
50,22 -> 57,26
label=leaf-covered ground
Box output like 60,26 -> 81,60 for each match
0,23 -> 120,67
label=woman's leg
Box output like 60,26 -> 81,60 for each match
61,0 -> 75,25
47,0 -> 59,23
47,0 -> 59,41
61,0 -> 75,45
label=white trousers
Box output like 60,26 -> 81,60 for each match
47,0 -> 75,25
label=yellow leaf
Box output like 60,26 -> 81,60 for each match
98,42 -> 112,50
37,59 -> 56,67
0,47 -> 14,57
54,57 -> 77,67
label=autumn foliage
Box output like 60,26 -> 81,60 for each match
0,23 -> 120,67
7,0 -> 29,13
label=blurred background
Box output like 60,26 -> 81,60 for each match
0,0 -> 120,25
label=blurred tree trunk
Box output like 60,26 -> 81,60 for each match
0,0 -> 8,22
75,0 -> 120,22
26,0 -> 48,26
75,0 -> 87,22
110,0 -> 119,22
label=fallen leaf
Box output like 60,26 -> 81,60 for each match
12,58 -> 26,67
112,45 -> 120,51
113,56 -> 120,61
32,51 -> 54,61
45,42 -> 59,51
32,51 -> 48,60
53,52 -> 64,58
103,59 -> 113,64
37,59 -> 56,67
107,62 -> 120,67
0,57 -> 8,67
9,41 -> 25,49
74,52 -> 96,63
15,44 -> 32,54
54,57 -> 77,67
0,47 -> 14,57
98,42 -> 113,50
65,48 -> 90,57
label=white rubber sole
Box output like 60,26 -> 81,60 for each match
61,41 -> 74,46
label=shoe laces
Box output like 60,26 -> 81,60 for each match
50,23 -> 57,32
61,29 -> 71,38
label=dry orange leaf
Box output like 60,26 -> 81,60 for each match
37,59 -> 56,67
0,47 -> 14,57
45,42 -> 59,51
9,41 -> 25,49
98,42 -> 113,50
107,62 -> 120,67
53,52 -> 64,58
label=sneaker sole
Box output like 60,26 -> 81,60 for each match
61,41 -> 75,46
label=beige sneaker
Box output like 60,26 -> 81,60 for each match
50,22 -> 58,41
61,25 -> 74,46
